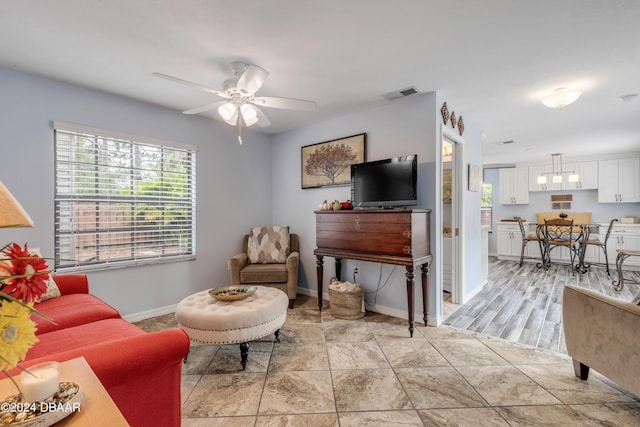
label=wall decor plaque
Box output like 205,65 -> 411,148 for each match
441,102 -> 450,125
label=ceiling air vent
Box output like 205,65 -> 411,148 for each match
383,86 -> 419,100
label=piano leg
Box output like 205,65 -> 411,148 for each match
316,255 -> 324,311
421,262 -> 430,327
405,266 -> 415,337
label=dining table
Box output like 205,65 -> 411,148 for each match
534,220 -> 598,275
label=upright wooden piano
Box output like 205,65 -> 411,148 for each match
314,209 -> 432,336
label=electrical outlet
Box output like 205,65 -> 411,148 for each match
353,266 -> 359,275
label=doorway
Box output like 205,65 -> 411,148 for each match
441,130 -> 463,318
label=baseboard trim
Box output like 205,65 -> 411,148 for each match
297,287 -> 437,326
123,304 -> 177,323
461,280 -> 486,305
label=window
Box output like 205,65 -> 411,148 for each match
54,122 -> 196,271
481,182 -> 493,228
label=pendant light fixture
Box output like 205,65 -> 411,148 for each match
536,153 -> 579,185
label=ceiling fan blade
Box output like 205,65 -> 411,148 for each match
152,72 -> 229,98
236,65 -> 269,96
254,106 -> 272,128
252,96 -> 316,111
182,101 -> 226,115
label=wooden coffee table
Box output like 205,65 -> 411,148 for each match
0,357 -> 128,426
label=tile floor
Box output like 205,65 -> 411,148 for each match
444,258 -> 640,354
136,294 -> 640,426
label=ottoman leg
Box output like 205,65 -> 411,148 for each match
274,329 -> 281,343
240,342 -> 250,370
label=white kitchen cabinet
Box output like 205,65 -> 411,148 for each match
606,225 -> 640,267
499,167 -> 529,204
598,158 -> 640,203
562,161 -> 598,190
497,223 -> 524,258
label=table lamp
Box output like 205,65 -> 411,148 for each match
0,181 -> 33,228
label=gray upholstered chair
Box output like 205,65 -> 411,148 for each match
228,229 -> 299,309
563,285 -> 640,397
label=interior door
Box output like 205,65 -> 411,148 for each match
442,139 -> 454,293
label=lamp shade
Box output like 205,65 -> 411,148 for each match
217,102 -> 236,121
0,181 -> 33,228
537,176 -> 547,185
541,88 -> 582,109
240,104 -> 259,127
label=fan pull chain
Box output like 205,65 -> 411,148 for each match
237,114 -> 243,144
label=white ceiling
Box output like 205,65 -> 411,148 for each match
1,0 -> 639,164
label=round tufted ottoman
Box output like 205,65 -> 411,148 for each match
175,286 -> 288,369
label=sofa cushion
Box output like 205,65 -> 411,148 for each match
38,276 -> 61,302
247,226 -> 290,264
33,293 -> 121,335
26,318 -> 146,360
240,263 -> 288,283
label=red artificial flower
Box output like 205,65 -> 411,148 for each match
0,243 -> 49,303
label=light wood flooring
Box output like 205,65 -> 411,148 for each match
443,257 -> 640,354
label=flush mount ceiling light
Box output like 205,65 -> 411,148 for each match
536,153 -> 579,185
541,87 -> 582,109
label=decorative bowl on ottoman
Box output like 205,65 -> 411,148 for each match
209,285 -> 257,302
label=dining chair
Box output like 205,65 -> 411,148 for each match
581,218 -> 618,275
517,218 -> 544,266
543,218 -> 579,275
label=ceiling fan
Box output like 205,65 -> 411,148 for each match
153,62 -> 316,143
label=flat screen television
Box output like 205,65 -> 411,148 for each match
350,155 -> 418,208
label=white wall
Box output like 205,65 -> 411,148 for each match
271,93 -> 484,323
0,66 -> 487,323
0,67 -> 273,317
434,93 -> 484,306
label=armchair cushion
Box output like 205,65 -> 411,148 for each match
240,263 -> 289,283
247,226 -> 290,264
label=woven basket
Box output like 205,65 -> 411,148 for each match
328,281 -> 365,320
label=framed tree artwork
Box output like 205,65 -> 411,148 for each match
301,133 -> 366,189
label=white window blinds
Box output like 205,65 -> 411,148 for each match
54,122 -> 196,271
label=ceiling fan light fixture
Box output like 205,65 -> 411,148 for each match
541,87 -> 581,109
218,102 -> 236,121
240,104 -> 259,126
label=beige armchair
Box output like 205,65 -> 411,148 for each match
228,231 -> 299,309
563,285 -> 640,397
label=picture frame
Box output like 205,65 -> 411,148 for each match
301,133 -> 366,189
468,163 -> 481,192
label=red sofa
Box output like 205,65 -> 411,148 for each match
3,274 -> 190,427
